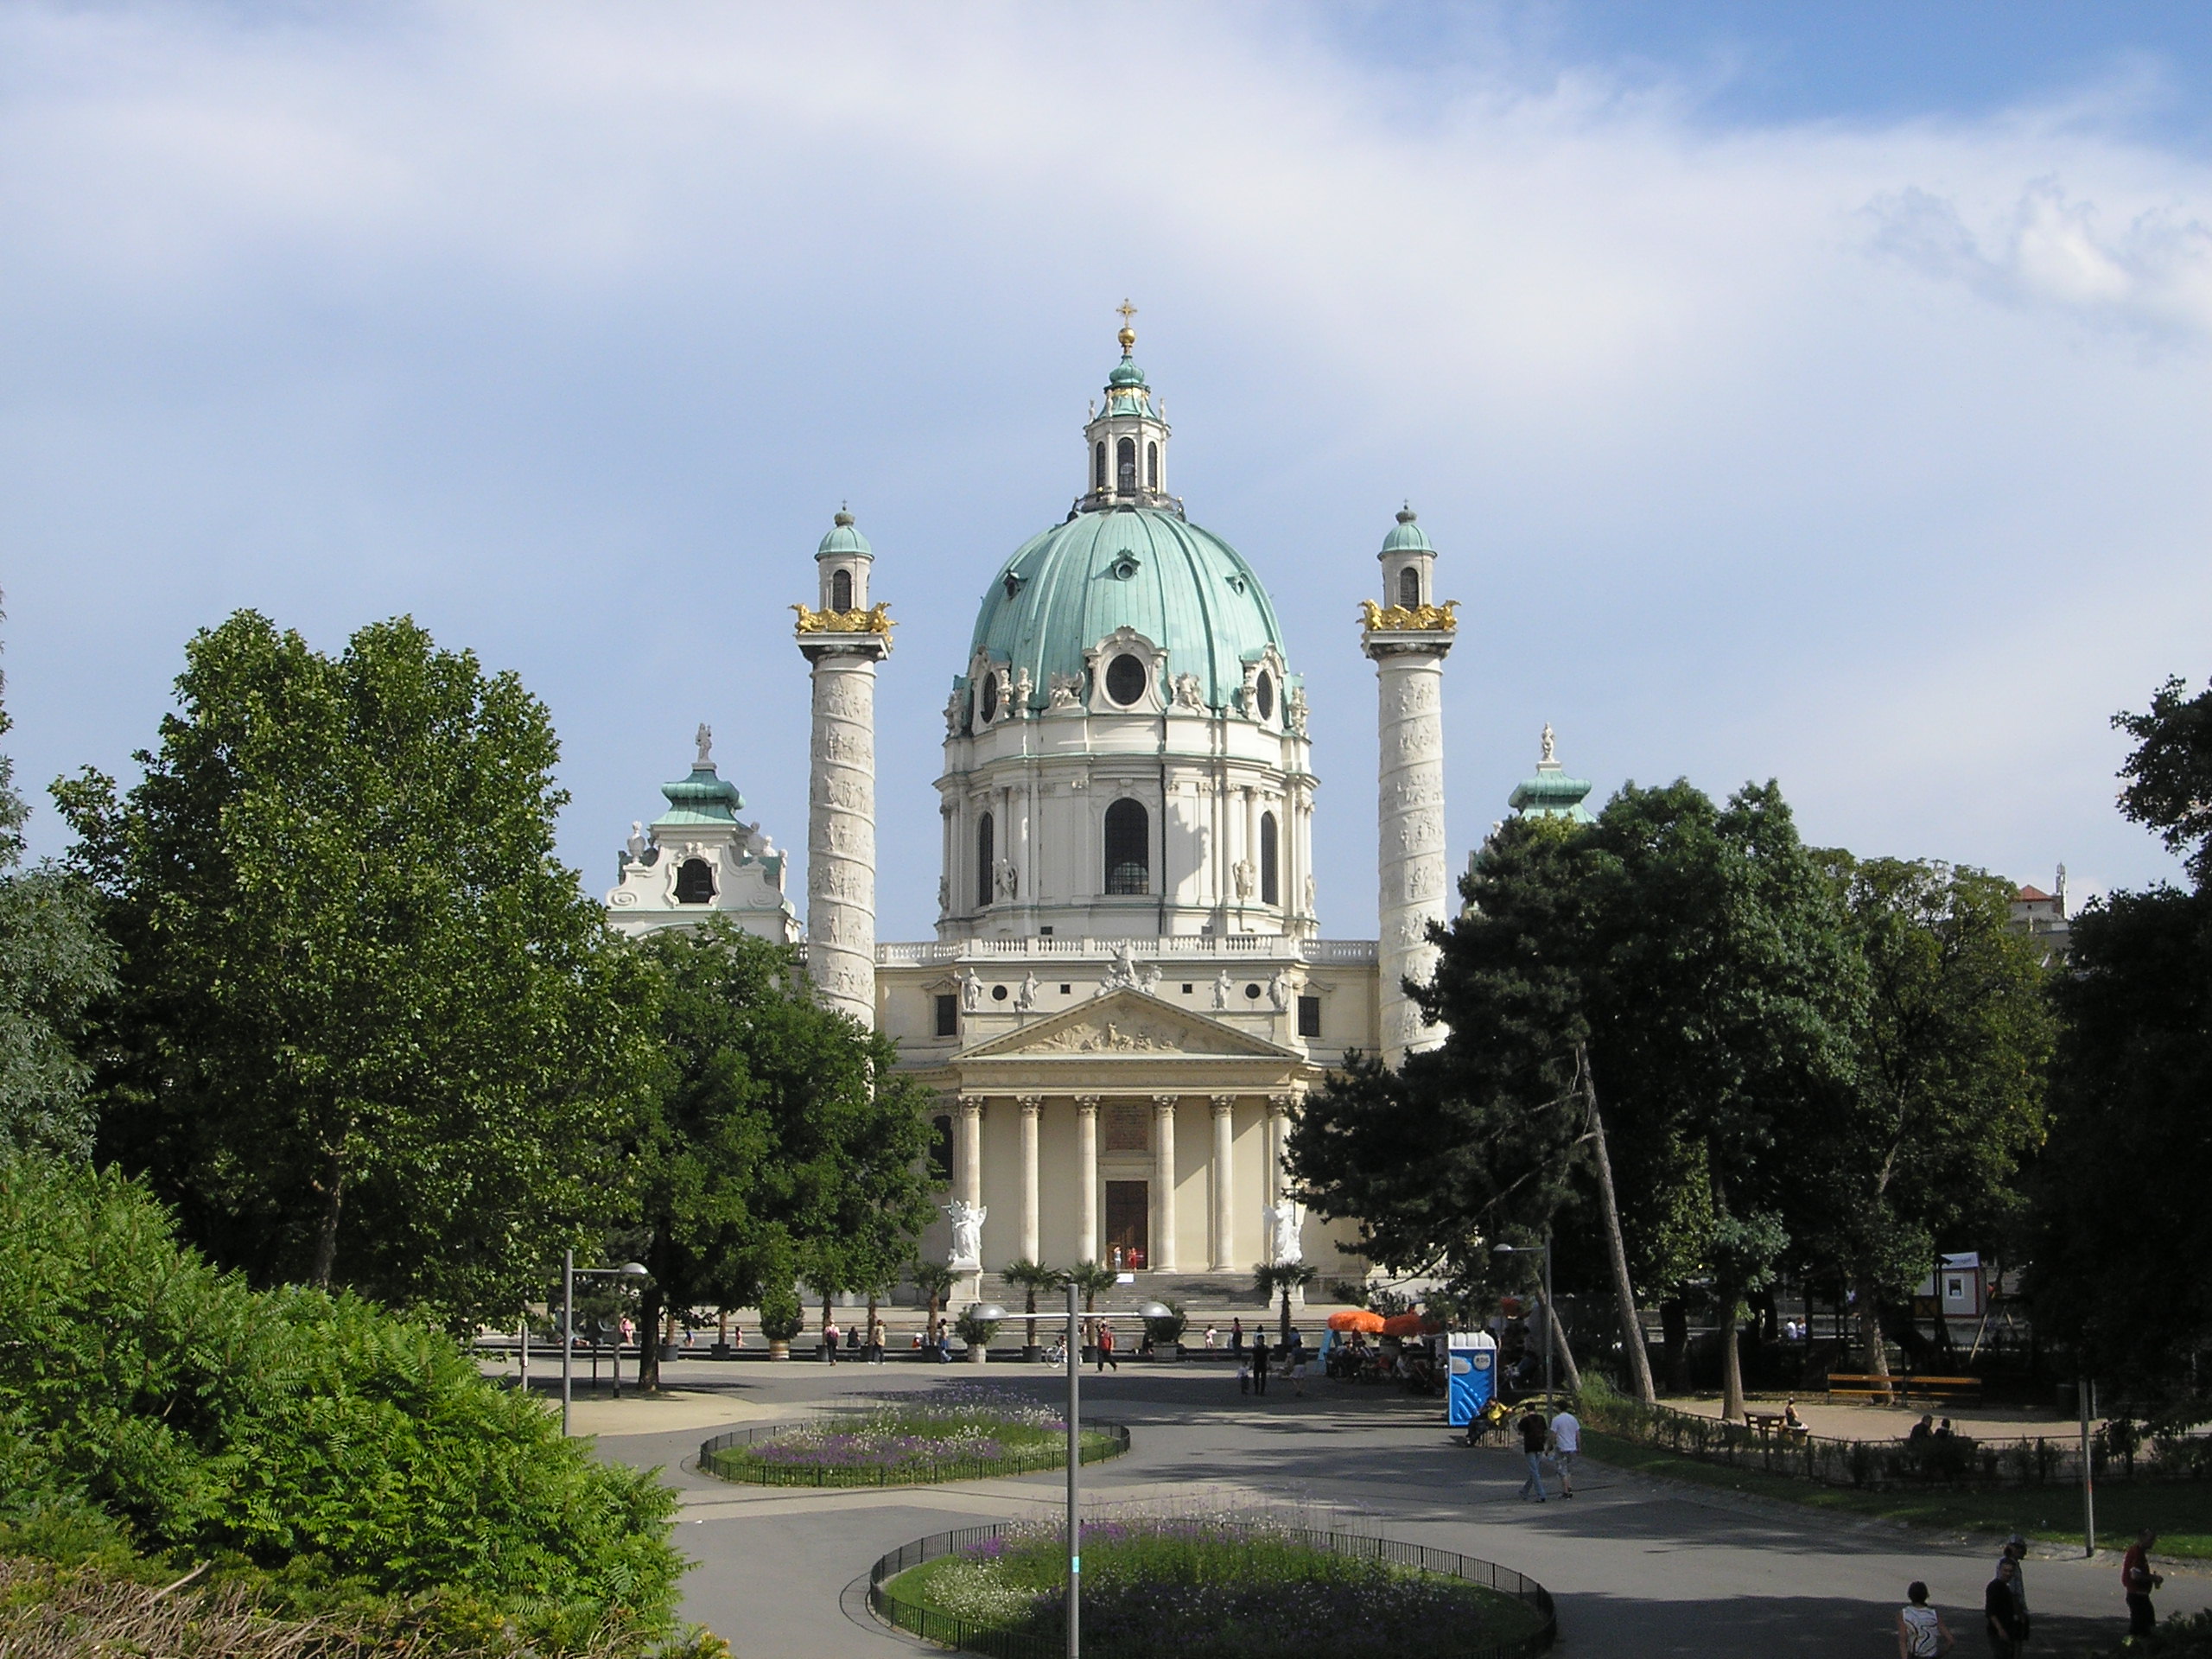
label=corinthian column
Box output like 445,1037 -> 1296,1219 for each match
1017,1095 -> 1043,1262
1151,1094 -> 1179,1272
1209,1094 -> 1236,1271
797,512 -> 891,1027
958,1096 -> 984,1213
1074,1096 -> 1100,1263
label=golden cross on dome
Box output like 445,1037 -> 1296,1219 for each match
1116,297 -> 1137,351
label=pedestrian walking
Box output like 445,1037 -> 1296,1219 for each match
1251,1338 -> 1269,1396
1996,1535 -> 2029,1643
1204,1324 -> 1218,1349
1291,1343 -> 1307,1397
1096,1322 -> 1118,1373
822,1318 -> 840,1364
1230,1317 -> 1244,1354
1985,1559 -> 2026,1658
2122,1529 -> 2163,1639
1897,1581 -> 1953,1658
1548,1403 -> 1581,1497
1517,1407 -> 1548,1501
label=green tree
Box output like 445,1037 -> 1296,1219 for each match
1790,857 -> 2053,1379
1254,1262 -> 1318,1346
1001,1258 -> 1066,1359
2027,675 -> 2212,1425
54,612 -> 652,1328
1065,1259 -> 1116,1351
0,609 -> 114,1158
625,921 -> 936,1390
912,1257 -> 957,1338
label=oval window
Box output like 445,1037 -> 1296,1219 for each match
1105,653 -> 1147,706
1255,671 -> 1274,721
980,674 -> 999,722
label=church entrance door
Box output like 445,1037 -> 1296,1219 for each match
1104,1180 -> 1148,1271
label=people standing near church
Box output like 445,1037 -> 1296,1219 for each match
1548,1403 -> 1580,1497
1251,1337 -> 1270,1396
1230,1317 -> 1244,1354
1996,1535 -> 2028,1642
822,1317 -> 839,1364
1897,1582 -> 1952,1658
1096,1322 -> 1117,1373
2122,1529 -> 2163,1638
1985,1558 -> 2026,1658
1517,1406 -> 1549,1501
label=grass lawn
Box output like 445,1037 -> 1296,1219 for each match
1583,1431 -> 2212,1559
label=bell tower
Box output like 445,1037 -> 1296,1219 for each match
1076,301 -> 1177,514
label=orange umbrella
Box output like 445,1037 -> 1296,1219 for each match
1380,1312 -> 1442,1338
1326,1309 -> 1385,1333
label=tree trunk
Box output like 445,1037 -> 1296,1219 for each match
310,1142 -> 346,1289
821,1289 -> 832,1358
868,1290 -> 881,1358
638,1281 -> 664,1393
1717,1270 -> 1747,1421
1857,1277 -> 1891,1389
1280,1286 -> 1293,1347
1579,1049 -> 1656,1404
1541,1295 -> 1585,1396
1661,1298 -> 1690,1392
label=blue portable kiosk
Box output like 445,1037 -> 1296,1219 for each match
1446,1330 -> 1498,1427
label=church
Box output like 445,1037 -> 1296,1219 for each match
603,315 -> 1589,1301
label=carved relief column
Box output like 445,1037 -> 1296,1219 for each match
1074,1096 -> 1100,1262
1017,1096 -> 1043,1262
1209,1094 -> 1236,1271
1151,1094 -> 1179,1271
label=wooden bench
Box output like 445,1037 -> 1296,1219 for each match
1826,1373 -> 1982,1404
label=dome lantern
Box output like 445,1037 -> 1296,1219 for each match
1079,300 -> 1177,515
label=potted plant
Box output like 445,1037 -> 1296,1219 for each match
1066,1261 -> 1117,1362
954,1307 -> 1001,1363
760,1286 -> 804,1361
1144,1300 -> 1188,1359
1002,1258 -> 1065,1363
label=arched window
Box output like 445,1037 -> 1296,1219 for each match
676,857 -> 715,904
1094,442 -> 1106,491
1260,812 -> 1280,906
1104,798 -> 1148,895
976,812 -> 995,907
831,568 -> 853,611
1146,441 -> 1159,489
1116,437 -> 1136,493
1397,566 -> 1421,608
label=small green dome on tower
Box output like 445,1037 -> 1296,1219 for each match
1380,505 -> 1433,555
657,764 -> 744,826
1508,725 -> 1596,823
816,507 -> 873,562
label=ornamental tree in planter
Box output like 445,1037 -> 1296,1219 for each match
760,1284 -> 804,1360
954,1308 -> 1001,1363
1001,1258 -> 1065,1362
1065,1260 -> 1117,1360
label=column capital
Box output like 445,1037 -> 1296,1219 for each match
959,1095 -> 986,1117
1017,1094 -> 1044,1116
1267,1091 -> 1299,1115
1073,1094 -> 1101,1114
1151,1093 -> 1179,1114
1210,1093 -> 1236,1116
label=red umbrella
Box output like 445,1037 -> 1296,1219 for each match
1380,1312 -> 1441,1338
1326,1309 -> 1385,1333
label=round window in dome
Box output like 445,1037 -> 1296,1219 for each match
1105,653 -> 1147,707
980,673 -> 1000,722
1255,671 -> 1274,721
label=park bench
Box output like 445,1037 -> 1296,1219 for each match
1825,1373 -> 1981,1405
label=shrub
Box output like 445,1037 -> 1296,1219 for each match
0,1158 -> 683,1642
954,1310 -> 1001,1348
757,1285 -> 804,1343
1144,1301 -> 1188,1345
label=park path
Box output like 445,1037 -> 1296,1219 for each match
588,1361 -> 2208,1657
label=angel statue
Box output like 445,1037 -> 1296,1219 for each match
945,1200 -> 988,1271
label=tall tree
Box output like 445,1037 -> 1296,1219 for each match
54,612 -> 652,1327
0,607 -> 115,1158
1791,857 -> 2053,1379
2027,676 -> 2212,1426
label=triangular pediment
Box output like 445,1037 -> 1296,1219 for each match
957,988 -> 1299,1061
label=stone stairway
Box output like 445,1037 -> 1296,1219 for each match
968,1270 -> 1352,1319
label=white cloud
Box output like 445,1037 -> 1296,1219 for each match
0,3 -> 2204,938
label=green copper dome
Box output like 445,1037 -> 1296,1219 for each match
1107,354 -> 1147,389
968,507 -> 1286,713
1380,506 -> 1433,554
655,764 -> 744,826
816,509 -> 873,561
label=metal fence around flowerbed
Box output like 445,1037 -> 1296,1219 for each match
697,1419 -> 1132,1488
866,1522 -> 1557,1659
1581,1398 -> 2212,1491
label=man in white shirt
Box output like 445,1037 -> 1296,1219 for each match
1548,1406 -> 1581,1497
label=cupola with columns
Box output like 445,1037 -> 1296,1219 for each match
1076,301 -> 1179,515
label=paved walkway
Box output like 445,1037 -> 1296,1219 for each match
586,1362 -> 2209,1657
1662,1393 -> 2100,1444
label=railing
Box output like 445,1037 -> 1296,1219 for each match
868,1522 -> 1556,1659
874,938 -> 1378,966
1580,1396 -> 2212,1490
699,1421 -> 1132,1489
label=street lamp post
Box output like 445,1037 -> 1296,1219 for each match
560,1253 -> 651,1437
1493,1236 -> 1555,1404
963,1287 -> 1169,1659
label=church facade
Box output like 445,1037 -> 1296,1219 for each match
607,318 -> 1472,1293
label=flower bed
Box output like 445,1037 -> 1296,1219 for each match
873,1518 -> 1554,1659
701,1389 -> 1128,1487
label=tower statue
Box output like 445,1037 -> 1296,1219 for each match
1362,506 -> 1455,1067
798,509 -> 890,1027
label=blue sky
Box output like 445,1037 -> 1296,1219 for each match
5,2 -> 2211,940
